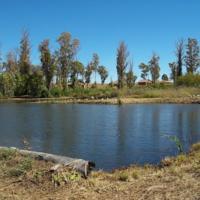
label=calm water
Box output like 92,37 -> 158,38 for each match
0,103 -> 200,170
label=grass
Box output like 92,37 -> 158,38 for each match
0,143 -> 200,199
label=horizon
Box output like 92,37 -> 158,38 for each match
0,0 -> 200,82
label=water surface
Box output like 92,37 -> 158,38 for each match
0,103 -> 200,170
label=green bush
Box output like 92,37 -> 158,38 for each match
177,74 -> 200,87
50,86 -> 63,97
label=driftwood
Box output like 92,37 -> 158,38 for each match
0,146 -> 95,177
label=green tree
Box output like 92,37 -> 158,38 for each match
85,62 -> 93,85
18,30 -> 31,75
4,50 -> 18,74
185,38 -> 200,74
28,68 -> 47,97
169,62 -> 177,84
39,39 -> 55,90
139,62 -> 149,80
92,53 -> 99,85
97,65 -> 108,84
116,41 -> 129,89
126,62 -> 137,88
0,72 -> 15,96
71,61 -> 84,88
57,32 -> 79,89
175,39 -> 184,77
161,74 -> 169,81
149,54 -> 160,84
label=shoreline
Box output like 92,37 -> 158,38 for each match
0,143 -> 200,199
0,96 -> 200,104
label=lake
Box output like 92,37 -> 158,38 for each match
0,103 -> 200,170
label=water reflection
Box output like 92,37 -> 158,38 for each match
0,103 -> 200,170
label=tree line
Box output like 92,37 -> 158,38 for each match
0,31 -> 200,97
0,31 -> 108,97
116,38 -> 200,89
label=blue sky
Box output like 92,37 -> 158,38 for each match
0,0 -> 200,81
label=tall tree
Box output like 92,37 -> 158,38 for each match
85,62 -> 93,85
18,30 -> 31,75
92,53 -> 99,84
71,61 -> 84,88
139,62 -> 149,80
126,62 -> 137,88
97,65 -> 108,84
39,39 -> 55,90
57,32 -> 79,89
5,50 -> 18,74
175,39 -> 184,77
149,54 -> 160,84
185,38 -> 200,74
116,41 -> 129,89
169,62 -> 177,84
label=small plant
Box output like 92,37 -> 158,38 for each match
117,172 -> 129,182
7,157 -> 32,177
131,171 -> 139,179
162,134 -> 183,153
0,148 -> 16,161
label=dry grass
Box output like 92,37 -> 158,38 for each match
0,144 -> 200,199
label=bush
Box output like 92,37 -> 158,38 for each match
177,73 -> 200,87
50,86 -> 63,97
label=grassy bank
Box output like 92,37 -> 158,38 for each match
0,143 -> 200,199
0,86 -> 200,104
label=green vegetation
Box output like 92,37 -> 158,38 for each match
0,31 -> 200,99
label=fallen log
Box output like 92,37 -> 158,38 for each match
0,146 -> 95,177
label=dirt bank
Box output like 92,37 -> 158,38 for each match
0,143 -> 200,199
0,96 -> 200,104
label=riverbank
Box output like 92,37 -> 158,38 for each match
0,96 -> 200,104
0,143 -> 200,199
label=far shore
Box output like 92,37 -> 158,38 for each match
0,96 -> 200,104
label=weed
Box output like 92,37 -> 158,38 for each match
117,172 -> 129,182
0,148 -> 16,161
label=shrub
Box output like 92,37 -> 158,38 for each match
177,73 -> 200,87
50,86 -> 63,97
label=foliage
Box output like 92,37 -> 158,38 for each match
116,41 -> 129,89
169,62 -> 177,84
85,62 -> 93,84
149,53 -> 160,84
0,148 -> 16,161
39,39 -> 55,90
70,61 -> 84,88
57,32 -> 79,89
162,134 -> 183,153
50,86 -> 63,97
175,39 -> 184,77
177,73 -> 200,87
19,30 -> 32,75
91,53 -> 99,84
0,72 -> 15,96
161,74 -> 169,81
185,38 -> 200,74
97,65 -> 108,84
139,62 -> 149,80
126,63 -> 137,88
